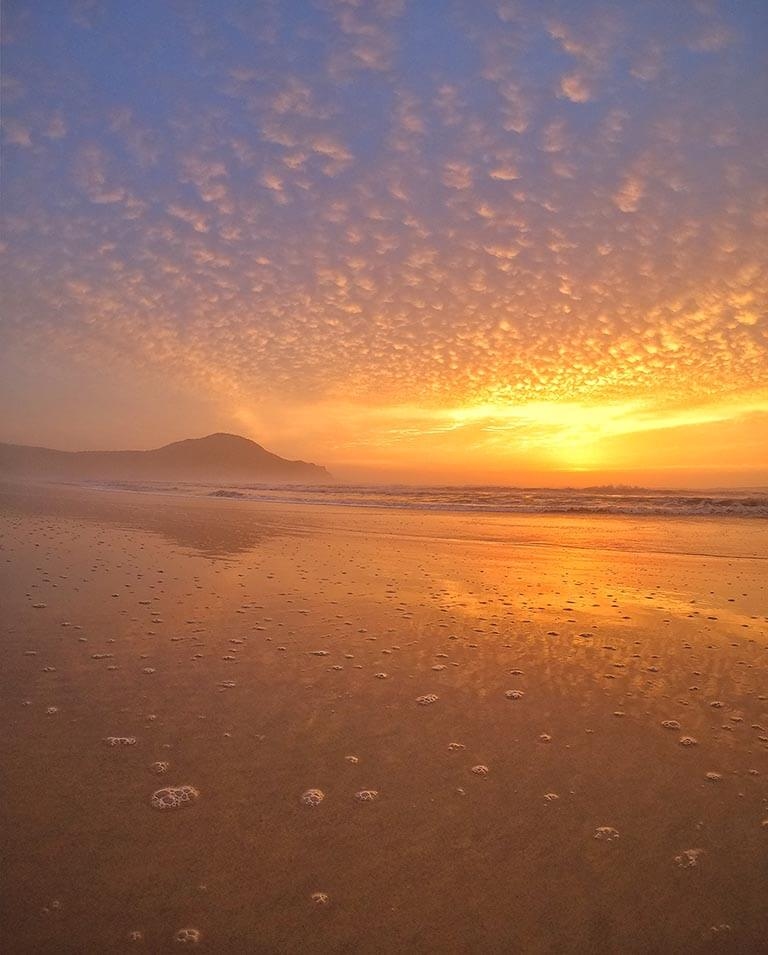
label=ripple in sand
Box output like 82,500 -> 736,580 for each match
471,765 -> 489,776
505,689 -> 524,700
151,786 -> 199,810
174,927 -> 201,945
679,736 -> 698,747
416,694 -> 439,705
301,788 -> 325,806
355,789 -> 379,801
675,848 -> 704,868
594,826 -> 620,841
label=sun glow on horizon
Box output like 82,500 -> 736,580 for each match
227,387 -> 768,484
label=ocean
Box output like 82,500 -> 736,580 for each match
89,481 -> 768,518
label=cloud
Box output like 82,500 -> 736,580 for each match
44,114 -> 67,139
559,72 -> 592,103
0,0 -> 765,478
489,165 -> 519,181
325,0 -> 404,77
109,107 -> 160,166
442,161 -> 473,189
689,23 -> 735,53
73,143 -> 127,203
167,203 -> 209,232
613,175 -> 644,212
3,119 -> 33,147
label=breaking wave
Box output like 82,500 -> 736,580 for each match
92,481 -> 768,518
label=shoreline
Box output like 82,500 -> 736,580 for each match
2,479 -> 768,562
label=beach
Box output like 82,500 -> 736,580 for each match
2,481 -> 767,953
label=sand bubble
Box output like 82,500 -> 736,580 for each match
505,689 -> 524,700
301,789 -> 325,807
594,826 -> 620,841
355,789 -> 379,801
175,927 -> 201,945
151,786 -> 199,810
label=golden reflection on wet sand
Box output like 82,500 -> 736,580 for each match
1,482 -> 766,953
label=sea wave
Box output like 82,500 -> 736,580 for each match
88,481 -> 768,518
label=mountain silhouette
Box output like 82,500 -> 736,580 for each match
0,433 -> 331,483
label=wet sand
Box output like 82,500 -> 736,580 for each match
1,481 -> 767,953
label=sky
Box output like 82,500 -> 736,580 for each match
1,0 -> 767,486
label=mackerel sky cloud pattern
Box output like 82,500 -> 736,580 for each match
1,0 -> 766,481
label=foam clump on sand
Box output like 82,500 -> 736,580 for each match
106,736 -> 137,746
594,826 -> 620,841
151,785 -> 199,810
355,789 -> 379,801
311,892 -> 330,905
675,848 -> 704,868
679,736 -> 698,746
416,694 -> 439,705
471,765 -> 490,776
174,927 -> 201,944
301,789 -> 325,806
661,720 -> 681,729
505,689 -> 524,700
